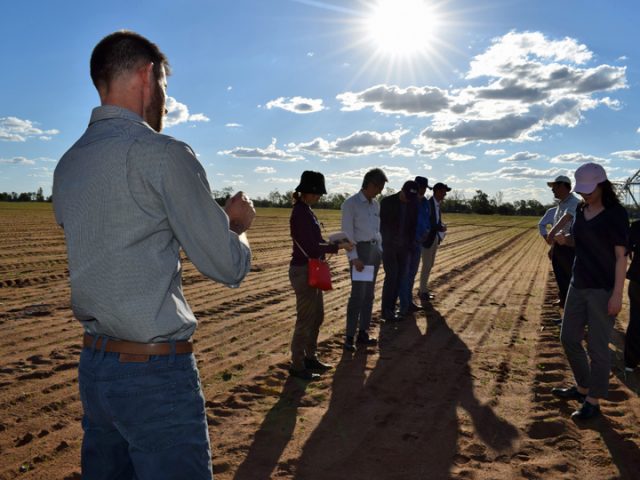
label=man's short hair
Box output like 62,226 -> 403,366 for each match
90,30 -> 170,92
362,168 -> 388,189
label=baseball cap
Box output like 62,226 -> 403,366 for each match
573,162 -> 607,194
432,182 -> 451,192
546,175 -> 571,187
414,176 -> 430,190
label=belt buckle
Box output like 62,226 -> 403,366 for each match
119,353 -> 150,363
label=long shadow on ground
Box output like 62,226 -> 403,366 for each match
293,307 -> 519,479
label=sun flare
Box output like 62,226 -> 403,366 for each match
366,0 -> 439,57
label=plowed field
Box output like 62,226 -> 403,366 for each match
1,203 -> 639,480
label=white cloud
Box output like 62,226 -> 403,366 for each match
266,96 -> 325,114
0,117 -> 59,142
390,147 -> 416,157
164,97 -> 210,127
469,165 -> 570,182
337,85 -> 450,116
262,177 -> 298,184
225,123 -> 242,128
0,156 -> 36,165
339,31 -> 626,154
549,152 -> 610,164
498,151 -> 540,163
289,129 -> 407,158
421,163 -> 433,171
612,150 -> 640,160
254,166 -> 276,174
327,165 -> 412,183
307,52 -> 315,57
445,152 -> 476,162
218,138 -> 303,162
485,149 -> 506,155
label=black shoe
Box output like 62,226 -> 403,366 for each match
407,302 -> 423,313
382,311 -> 400,322
551,386 -> 586,402
571,401 -> 600,420
304,357 -> 333,371
344,336 -> 356,352
356,333 -> 378,346
419,292 -> 435,302
289,367 -> 320,380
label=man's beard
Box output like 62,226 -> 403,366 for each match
145,83 -> 165,132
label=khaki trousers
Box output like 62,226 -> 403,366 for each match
289,264 -> 324,370
418,241 -> 439,294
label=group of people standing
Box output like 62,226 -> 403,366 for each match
542,163 -> 638,420
52,30 -> 640,479
287,169 -> 451,380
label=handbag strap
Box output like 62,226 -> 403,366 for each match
293,238 -> 310,258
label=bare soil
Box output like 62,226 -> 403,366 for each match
1,204 -> 639,479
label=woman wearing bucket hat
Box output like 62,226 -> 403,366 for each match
288,171 -> 353,380
551,162 -> 629,420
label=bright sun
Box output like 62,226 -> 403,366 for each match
366,0 -> 439,57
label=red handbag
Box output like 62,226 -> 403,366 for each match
307,258 -> 333,291
294,239 -> 333,290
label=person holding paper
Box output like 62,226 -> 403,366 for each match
341,168 -> 388,351
289,171 -> 353,379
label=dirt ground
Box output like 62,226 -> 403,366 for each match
1,204 -> 639,480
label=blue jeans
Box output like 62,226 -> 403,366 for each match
78,346 -> 213,479
399,242 -> 421,314
346,242 -> 381,338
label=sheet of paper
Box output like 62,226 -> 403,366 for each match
352,264 -> 375,282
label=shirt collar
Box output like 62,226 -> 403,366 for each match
89,105 -> 152,129
357,190 -> 371,203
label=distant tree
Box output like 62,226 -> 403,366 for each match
36,187 -> 45,202
469,190 -> 493,214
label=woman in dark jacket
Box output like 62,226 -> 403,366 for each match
289,171 -> 352,380
551,163 -> 629,420
625,219 -> 640,373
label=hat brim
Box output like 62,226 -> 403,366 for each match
573,182 -> 598,195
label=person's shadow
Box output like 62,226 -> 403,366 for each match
232,376 -> 308,480
294,307 -> 519,479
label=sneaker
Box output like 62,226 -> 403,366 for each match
571,401 -> 600,420
289,367 -> 320,380
356,333 -> 378,346
344,336 -> 356,352
419,291 -> 435,302
551,386 -> 587,402
304,357 -> 333,371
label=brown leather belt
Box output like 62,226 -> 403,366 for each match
83,333 -> 193,362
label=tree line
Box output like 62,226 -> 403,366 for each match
2,186 -> 551,216
213,187 -> 551,216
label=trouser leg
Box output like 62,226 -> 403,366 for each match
346,243 -> 380,337
419,242 -> 438,294
625,281 -> 640,369
399,243 -> 421,313
552,245 -> 575,303
560,285 -> 591,390
290,264 -> 323,370
583,289 -> 615,399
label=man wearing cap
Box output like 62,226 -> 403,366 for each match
545,175 -> 580,308
341,168 -> 388,350
380,180 -> 419,321
418,182 -> 450,303
398,176 -> 431,317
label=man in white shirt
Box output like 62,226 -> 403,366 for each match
341,168 -> 388,351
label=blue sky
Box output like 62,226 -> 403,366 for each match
1,0 -> 639,203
